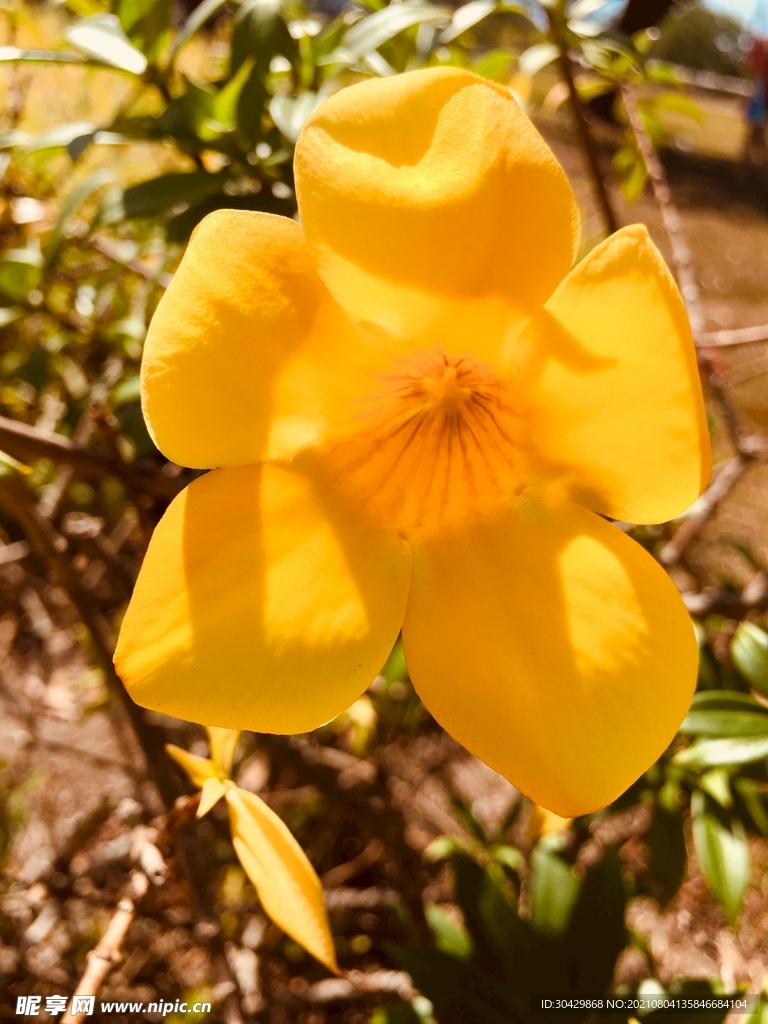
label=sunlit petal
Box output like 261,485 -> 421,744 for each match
115,463 -> 410,734
295,67 -> 578,348
403,493 -> 698,817
141,210 -> 391,469
517,225 -> 711,523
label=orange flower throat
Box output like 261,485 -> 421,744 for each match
329,351 -> 526,535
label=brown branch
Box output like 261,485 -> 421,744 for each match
556,40 -> 619,235
698,325 -> 768,348
280,969 -> 417,1006
620,84 -> 705,336
682,572 -> 768,619
321,839 -> 384,888
659,457 -> 749,567
619,83 -> 766,567
61,871 -> 150,1024
0,414 -> 178,498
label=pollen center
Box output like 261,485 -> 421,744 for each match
329,351 -> 526,535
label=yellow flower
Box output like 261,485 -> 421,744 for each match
115,68 -> 711,818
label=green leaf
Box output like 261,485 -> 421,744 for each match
171,0 -> 229,60
692,811 -> 749,925
0,46 -> 103,67
674,735 -> 768,769
118,0 -> 160,33
472,49 -> 514,82
269,91 -> 323,143
563,847 -> 627,994
111,169 -> 229,221
518,42 -> 559,78
440,0 -> 496,43
213,58 -> 256,129
0,307 -> 21,328
734,778 -> 768,836
529,846 -> 579,938
370,1006 -> 423,1024
452,852 -> 526,960
390,945 -> 518,1024
0,245 -> 43,301
698,769 -> 733,808
425,902 -> 473,959
231,0 -> 297,76
731,622 -> 768,696
690,690 -> 766,711
646,800 -> 686,906
65,14 -> 148,74
680,704 -> 768,737
326,1 -> 450,64
0,121 -> 100,153
490,844 -> 525,874
43,169 -> 113,265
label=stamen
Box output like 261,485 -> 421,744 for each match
329,351 -> 525,534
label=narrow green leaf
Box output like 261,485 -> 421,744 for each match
269,91 -> 323,143
440,0 -> 496,43
328,1 -> 450,63
674,735 -> 768,769
646,801 -> 686,906
111,169 -> 229,221
0,245 -> 44,302
0,46 -> 104,67
43,169 -> 113,265
690,690 -> 766,710
680,708 -> 768,737
65,14 -> 148,74
529,847 -> 579,938
518,42 -> 559,78
118,0 -> 161,33
21,121 -> 97,153
425,902 -> 473,960
171,0 -> 229,60
212,57 -> 256,129
692,812 -> 749,925
731,622 -> 768,696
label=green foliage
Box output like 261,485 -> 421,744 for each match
391,847 -> 627,1024
731,622 -> 768,697
691,792 -> 750,925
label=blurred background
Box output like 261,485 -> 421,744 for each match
3,0 -> 768,1021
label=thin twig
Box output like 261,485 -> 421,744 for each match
697,325 -> 768,348
0,414 -> 178,498
61,871 -> 150,1024
619,84 -> 705,335
553,31 -> 619,235
620,82 -> 763,567
659,457 -> 749,567
280,969 -> 417,1006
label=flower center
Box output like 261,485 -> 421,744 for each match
328,351 -> 526,535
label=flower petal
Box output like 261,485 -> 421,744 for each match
402,494 -> 698,817
207,727 -> 240,777
295,67 -> 578,345
198,776 -> 227,817
114,462 -> 410,733
518,225 -> 710,524
227,785 -> 338,973
165,744 -> 217,787
141,210 -> 376,470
